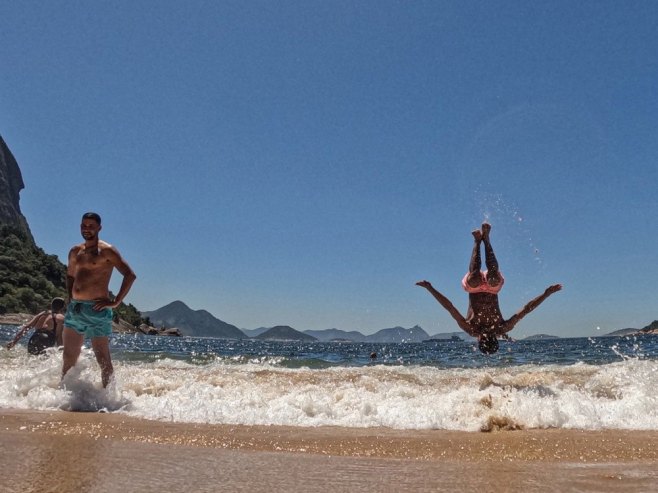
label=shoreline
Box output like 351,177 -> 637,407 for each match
2,409 -> 658,492
0,314 -> 30,326
2,408 -> 658,462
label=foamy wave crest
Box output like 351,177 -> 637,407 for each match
1,348 -> 657,431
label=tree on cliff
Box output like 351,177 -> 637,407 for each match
0,225 -> 66,313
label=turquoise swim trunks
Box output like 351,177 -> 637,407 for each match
64,300 -> 113,338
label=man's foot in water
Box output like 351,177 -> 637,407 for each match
472,229 -> 482,242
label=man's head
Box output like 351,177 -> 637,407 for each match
478,333 -> 499,354
82,212 -> 101,224
80,212 -> 102,241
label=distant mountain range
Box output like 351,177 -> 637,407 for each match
255,326 -> 317,342
303,328 -> 368,342
141,300 -> 658,342
140,301 -> 438,342
523,334 -> 560,340
242,327 -> 271,338
142,301 -> 246,339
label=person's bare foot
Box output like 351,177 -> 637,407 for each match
472,229 -> 482,241
481,222 -> 491,240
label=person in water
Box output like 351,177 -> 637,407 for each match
5,297 -> 67,354
416,222 -> 562,354
62,212 -> 136,387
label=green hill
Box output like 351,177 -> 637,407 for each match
0,224 -> 66,314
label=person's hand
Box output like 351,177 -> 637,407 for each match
546,284 -> 562,294
6,341 -> 15,350
415,280 -> 432,289
93,299 -> 119,311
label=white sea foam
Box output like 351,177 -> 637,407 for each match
1,347 -> 657,431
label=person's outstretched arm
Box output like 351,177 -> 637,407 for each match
500,284 -> 562,335
5,311 -> 47,350
416,281 -> 475,336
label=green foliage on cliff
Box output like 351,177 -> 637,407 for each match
0,225 -> 66,314
113,300 -> 148,327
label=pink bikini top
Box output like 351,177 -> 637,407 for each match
462,271 -> 505,294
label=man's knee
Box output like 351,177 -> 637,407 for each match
91,339 -> 112,363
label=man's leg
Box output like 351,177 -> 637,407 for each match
91,337 -> 113,388
481,223 -> 501,287
467,229 -> 483,288
62,327 -> 84,381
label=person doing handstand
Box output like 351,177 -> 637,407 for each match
416,223 -> 561,354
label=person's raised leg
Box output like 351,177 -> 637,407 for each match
62,327 -> 84,382
91,336 -> 113,388
467,229 -> 483,288
481,222 -> 501,287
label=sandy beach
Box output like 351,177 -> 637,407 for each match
1,409 -> 657,492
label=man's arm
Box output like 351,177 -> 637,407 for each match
415,281 -> 476,336
66,247 -> 78,302
500,284 -> 562,335
94,246 -> 137,310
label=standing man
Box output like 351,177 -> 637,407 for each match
62,212 -> 136,387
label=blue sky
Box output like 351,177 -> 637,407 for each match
1,1 -> 656,337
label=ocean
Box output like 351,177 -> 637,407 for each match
1,324 -> 657,432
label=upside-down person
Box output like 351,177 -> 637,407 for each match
416,223 -> 561,354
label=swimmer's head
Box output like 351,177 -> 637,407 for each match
478,333 -> 499,354
51,297 -> 66,312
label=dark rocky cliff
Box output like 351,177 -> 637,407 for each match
0,135 -> 33,242
0,134 -> 65,313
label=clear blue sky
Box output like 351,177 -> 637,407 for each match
2,1 -> 656,337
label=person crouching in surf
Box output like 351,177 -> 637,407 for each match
5,297 -> 66,355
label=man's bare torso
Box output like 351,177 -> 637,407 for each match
69,240 -> 116,301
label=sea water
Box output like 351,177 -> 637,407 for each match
1,324 -> 657,431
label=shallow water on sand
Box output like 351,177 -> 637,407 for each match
2,427 -> 657,493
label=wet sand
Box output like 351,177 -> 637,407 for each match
1,409 -> 657,492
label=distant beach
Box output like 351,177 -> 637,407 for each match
0,314 -> 31,326
1,409 -> 657,492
